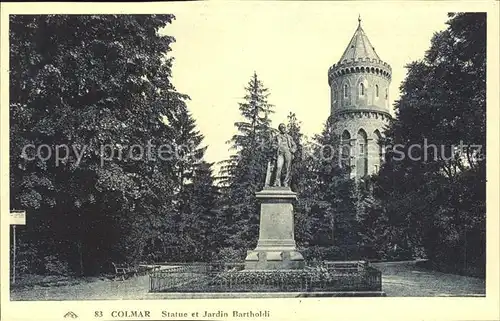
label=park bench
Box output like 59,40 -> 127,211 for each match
112,262 -> 138,281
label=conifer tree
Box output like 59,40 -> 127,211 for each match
218,72 -> 274,257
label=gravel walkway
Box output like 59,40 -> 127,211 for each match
372,261 -> 485,297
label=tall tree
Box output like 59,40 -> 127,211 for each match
9,15 -> 213,275
218,72 -> 274,257
188,161 -> 224,261
370,13 -> 486,275
284,113 -> 313,247
294,117 -> 357,260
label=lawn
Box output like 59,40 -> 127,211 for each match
10,261 -> 485,300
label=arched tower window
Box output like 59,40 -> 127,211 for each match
344,84 -> 348,98
385,88 -> 388,99
341,130 -> 351,170
375,85 -> 379,97
357,129 -> 368,178
359,83 -> 365,96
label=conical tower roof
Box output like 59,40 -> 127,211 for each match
338,16 -> 381,63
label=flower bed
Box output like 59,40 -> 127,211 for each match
149,262 -> 382,293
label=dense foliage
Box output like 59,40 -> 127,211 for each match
359,13 -> 486,276
293,118 -> 358,260
9,15 -> 221,275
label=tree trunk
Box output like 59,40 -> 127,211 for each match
77,240 -> 84,276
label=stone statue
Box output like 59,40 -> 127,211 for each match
264,123 -> 297,188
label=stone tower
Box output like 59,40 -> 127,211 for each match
328,17 -> 392,179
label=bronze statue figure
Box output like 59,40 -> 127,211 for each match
264,123 -> 297,188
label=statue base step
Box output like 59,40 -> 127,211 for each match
245,249 -> 305,270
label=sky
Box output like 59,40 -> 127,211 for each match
159,2 -> 450,172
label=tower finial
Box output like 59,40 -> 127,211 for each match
358,14 -> 361,26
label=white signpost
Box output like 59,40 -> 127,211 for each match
10,210 -> 26,284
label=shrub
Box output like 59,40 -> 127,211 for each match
300,246 -> 345,261
11,243 -> 44,275
43,255 -> 71,276
213,248 -> 245,263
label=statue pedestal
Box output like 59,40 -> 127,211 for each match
244,187 -> 305,270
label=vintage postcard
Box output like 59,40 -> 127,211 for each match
1,1 -> 499,321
